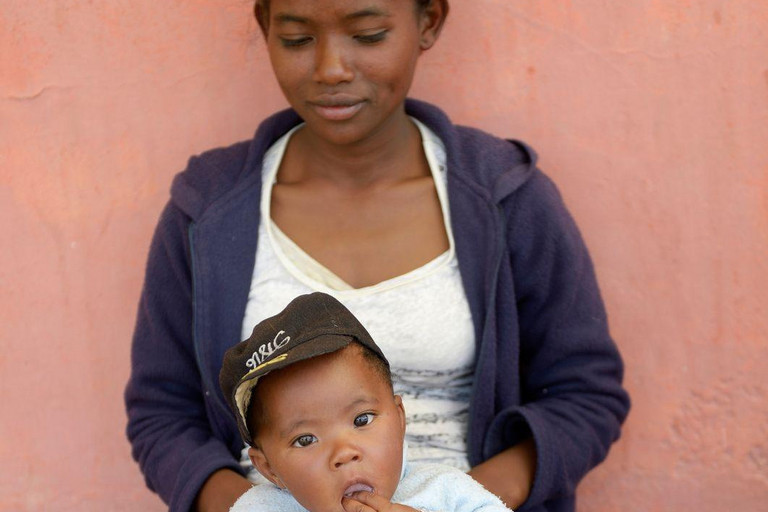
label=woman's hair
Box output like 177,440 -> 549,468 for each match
254,0 -> 436,34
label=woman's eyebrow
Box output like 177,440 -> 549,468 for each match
273,8 -> 390,25
344,8 -> 390,21
274,13 -> 310,25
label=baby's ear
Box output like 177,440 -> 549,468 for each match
248,446 -> 283,489
393,394 -> 406,432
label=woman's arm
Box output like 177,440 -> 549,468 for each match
468,438 -> 536,509
125,202 -> 244,511
483,168 -> 630,509
194,469 -> 253,512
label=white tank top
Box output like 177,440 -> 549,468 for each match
239,119 -> 475,476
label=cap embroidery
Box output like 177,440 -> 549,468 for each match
251,353 -> 289,373
246,330 -> 291,369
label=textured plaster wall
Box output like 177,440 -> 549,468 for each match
1,1 -> 767,511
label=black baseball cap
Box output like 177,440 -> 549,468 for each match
219,292 -> 389,445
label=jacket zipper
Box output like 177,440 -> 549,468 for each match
466,199 -> 507,466
188,224 -> 234,431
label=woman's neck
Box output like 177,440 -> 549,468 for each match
282,111 -> 427,189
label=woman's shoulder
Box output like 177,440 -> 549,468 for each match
168,139 -> 254,220
406,98 -> 539,201
453,125 -> 537,182
169,108 -> 303,220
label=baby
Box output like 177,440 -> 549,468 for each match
219,292 -> 511,512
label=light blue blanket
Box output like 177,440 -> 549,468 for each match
231,460 -> 511,512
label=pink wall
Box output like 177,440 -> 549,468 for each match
2,1 -> 766,510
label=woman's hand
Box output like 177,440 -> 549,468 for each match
194,469 -> 253,512
467,438 -> 537,509
342,490 -> 419,512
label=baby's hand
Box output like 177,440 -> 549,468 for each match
341,491 -> 420,512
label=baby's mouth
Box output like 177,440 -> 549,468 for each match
343,483 -> 374,498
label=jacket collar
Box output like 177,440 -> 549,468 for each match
172,99 -> 536,222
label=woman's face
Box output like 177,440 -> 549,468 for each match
263,0 -> 442,147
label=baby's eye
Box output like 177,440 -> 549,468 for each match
291,434 -> 317,447
353,413 -> 375,427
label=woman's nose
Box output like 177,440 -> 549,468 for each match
313,38 -> 354,85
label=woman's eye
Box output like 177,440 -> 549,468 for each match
291,434 -> 317,447
354,413 -> 375,427
355,31 -> 387,44
280,36 -> 312,48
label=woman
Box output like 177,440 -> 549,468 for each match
125,1 -> 630,511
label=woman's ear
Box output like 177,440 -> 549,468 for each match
418,0 -> 449,51
254,3 -> 269,36
248,446 -> 284,489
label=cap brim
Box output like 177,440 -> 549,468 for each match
233,334 -> 355,442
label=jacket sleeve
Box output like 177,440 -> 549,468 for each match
124,201 -> 244,511
488,169 -> 630,509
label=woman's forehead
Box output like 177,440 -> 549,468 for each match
272,3 -> 394,26
266,0 -> 399,15
256,0 -> 437,34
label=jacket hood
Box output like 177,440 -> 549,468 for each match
169,99 -> 537,221
404,99 -> 538,204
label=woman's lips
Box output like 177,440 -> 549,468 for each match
343,482 -> 374,497
309,99 -> 364,121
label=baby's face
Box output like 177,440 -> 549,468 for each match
249,345 -> 405,512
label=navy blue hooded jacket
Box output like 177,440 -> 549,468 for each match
125,99 -> 630,512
